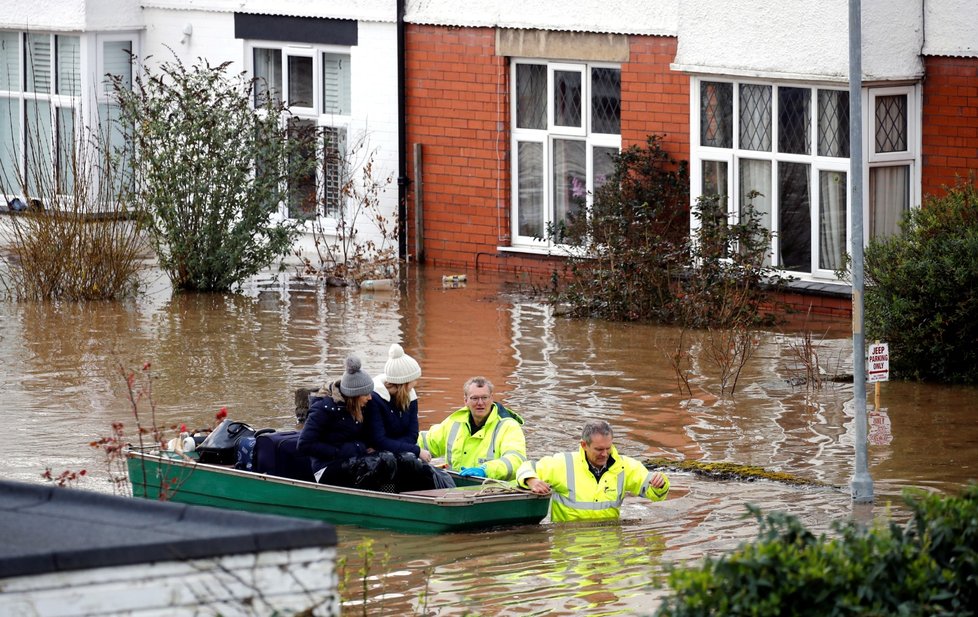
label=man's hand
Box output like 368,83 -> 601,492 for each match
650,472 -> 666,489
419,449 -> 432,463
525,478 -> 552,495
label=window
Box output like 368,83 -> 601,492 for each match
97,36 -> 136,195
0,31 -> 82,199
511,60 -> 621,246
694,78 -> 858,277
868,88 -> 915,238
251,44 -> 352,221
693,78 -> 918,279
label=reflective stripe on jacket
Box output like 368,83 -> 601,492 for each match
516,445 -> 669,522
418,403 -> 526,480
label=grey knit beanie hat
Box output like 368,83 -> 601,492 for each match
340,355 -> 374,398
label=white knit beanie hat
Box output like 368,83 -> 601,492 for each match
384,343 -> 421,384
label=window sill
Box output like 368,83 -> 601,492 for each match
497,245 -> 576,258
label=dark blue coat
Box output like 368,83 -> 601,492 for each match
297,381 -> 370,476
365,385 -> 420,457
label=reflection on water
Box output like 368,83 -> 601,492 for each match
2,264 -> 977,614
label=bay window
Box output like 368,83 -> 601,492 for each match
511,60 -> 621,246
692,78 -> 916,280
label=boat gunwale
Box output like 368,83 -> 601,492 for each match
126,449 -> 546,507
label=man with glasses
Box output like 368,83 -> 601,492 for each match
516,419 -> 669,522
418,376 -> 526,480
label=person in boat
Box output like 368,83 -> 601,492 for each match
418,376 -> 527,481
297,354 -> 397,491
516,419 -> 670,522
365,343 -> 448,491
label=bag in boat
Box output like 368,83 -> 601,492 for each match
197,420 -> 261,465
233,428 -> 276,471
253,430 -> 315,482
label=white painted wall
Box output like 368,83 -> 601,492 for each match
143,0 -> 396,23
142,8 -> 241,73
673,0 -> 923,82
406,0 -> 678,35
923,0 -> 978,57
0,0 -> 142,31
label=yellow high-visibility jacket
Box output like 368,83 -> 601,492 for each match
419,403 -> 526,480
517,445 -> 669,522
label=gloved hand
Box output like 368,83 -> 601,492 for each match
459,466 -> 487,478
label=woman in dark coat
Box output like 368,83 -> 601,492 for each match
297,355 -> 396,490
366,343 -> 447,491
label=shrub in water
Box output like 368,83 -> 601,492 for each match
865,176 -> 978,383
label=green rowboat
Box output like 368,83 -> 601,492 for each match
127,450 -> 549,534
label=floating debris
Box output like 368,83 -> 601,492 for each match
643,458 -> 827,486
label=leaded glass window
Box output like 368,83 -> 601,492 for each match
701,81 -> 733,148
740,84 -> 771,152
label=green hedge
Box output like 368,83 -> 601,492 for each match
656,485 -> 978,616
865,177 -> 978,383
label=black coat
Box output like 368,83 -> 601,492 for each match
297,381 -> 370,476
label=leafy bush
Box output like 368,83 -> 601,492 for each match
549,135 -> 690,323
112,56 -> 312,292
656,485 -> 978,616
547,135 -> 784,329
864,177 -> 978,383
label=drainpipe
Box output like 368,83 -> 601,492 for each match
397,0 -> 408,261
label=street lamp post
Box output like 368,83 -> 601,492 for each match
849,0 -> 874,504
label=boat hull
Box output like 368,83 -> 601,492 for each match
127,451 -> 549,534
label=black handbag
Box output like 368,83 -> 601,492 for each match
196,420 -> 257,465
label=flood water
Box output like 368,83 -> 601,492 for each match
2,264 -> 977,615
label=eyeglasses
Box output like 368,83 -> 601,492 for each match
467,395 -> 490,403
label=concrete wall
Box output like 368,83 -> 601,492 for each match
924,0 -> 978,57
673,0 -> 923,82
406,0 -> 678,36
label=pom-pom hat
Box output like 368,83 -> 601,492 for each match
340,355 -> 374,397
384,344 -> 422,384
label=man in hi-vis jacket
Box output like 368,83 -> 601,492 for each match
517,419 -> 669,522
419,376 -> 526,481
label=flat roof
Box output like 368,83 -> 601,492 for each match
0,480 -> 337,579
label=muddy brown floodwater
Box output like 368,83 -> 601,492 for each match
1,264 -> 976,615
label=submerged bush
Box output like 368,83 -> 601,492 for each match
656,485 -> 978,616
112,55 -> 312,292
547,135 -> 784,329
1,116 -> 147,301
865,176 -> 978,383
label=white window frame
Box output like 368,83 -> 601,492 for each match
864,85 -> 920,243
510,59 -> 621,249
0,31 -> 89,203
689,76 -> 906,281
246,41 -> 352,227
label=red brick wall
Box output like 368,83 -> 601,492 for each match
622,36 -> 689,160
404,26 -> 688,274
921,56 -> 978,200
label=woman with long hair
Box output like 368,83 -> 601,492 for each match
297,355 -> 396,490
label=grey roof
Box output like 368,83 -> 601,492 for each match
0,479 -> 337,579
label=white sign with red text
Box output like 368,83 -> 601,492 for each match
867,342 -> 889,383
